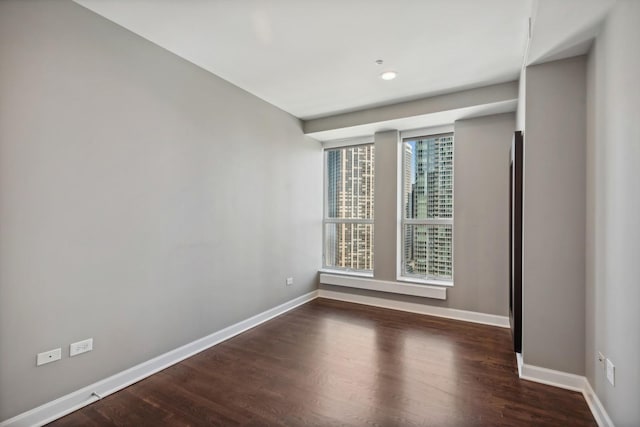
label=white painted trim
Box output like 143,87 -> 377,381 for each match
520,363 -> 585,392
516,352 -> 523,377
395,137 -> 404,282
0,291 -> 319,427
519,363 -> 614,427
582,379 -> 615,427
320,273 -> 447,300
318,288 -> 510,328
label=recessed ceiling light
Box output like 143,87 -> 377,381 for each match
380,71 -> 397,81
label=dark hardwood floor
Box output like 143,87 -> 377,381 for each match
49,298 -> 596,426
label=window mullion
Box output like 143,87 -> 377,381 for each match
402,218 -> 452,226
324,218 -> 374,224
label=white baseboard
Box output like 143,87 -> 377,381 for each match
520,363 -> 586,392
0,291 -> 318,427
519,363 -> 614,427
516,352 -> 523,377
582,379 -> 615,427
318,288 -> 510,328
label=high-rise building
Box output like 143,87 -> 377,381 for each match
325,145 -> 375,271
326,136 -> 451,277
407,134 -> 453,278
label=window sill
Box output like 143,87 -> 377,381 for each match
396,276 -> 454,288
319,272 -> 446,300
318,268 -> 373,278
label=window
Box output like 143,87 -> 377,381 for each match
323,144 -> 375,274
400,133 -> 454,283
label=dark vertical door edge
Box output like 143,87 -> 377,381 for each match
510,131 -> 523,353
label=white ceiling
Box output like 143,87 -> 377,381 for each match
527,0 -> 616,65
74,0 -> 532,120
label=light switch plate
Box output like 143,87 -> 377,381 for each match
70,338 -> 93,357
606,359 -> 615,386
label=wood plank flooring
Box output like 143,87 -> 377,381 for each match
49,298 -> 596,426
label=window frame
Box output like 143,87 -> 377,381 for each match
397,128 -> 454,286
322,141 -> 375,276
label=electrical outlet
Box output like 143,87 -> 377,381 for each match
70,338 -> 93,357
597,352 -> 605,369
36,348 -> 61,366
285,277 -> 294,286
606,359 -> 615,386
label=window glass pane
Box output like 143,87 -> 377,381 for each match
403,134 -> 453,219
326,145 -> 375,220
324,223 -> 374,272
403,224 -> 452,280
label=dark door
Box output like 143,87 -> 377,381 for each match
509,131 -> 523,353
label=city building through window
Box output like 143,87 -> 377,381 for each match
323,144 -> 375,274
401,133 -> 454,282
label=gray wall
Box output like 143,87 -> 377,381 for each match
452,114 -> 514,315
0,0 -> 322,421
516,67 -> 526,132
586,1 -> 640,424
322,113 -> 515,317
522,56 -> 586,375
373,130 -> 400,282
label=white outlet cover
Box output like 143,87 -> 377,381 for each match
70,338 -> 93,357
606,359 -> 615,386
37,348 -> 62,366
286,277 -> 294,286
